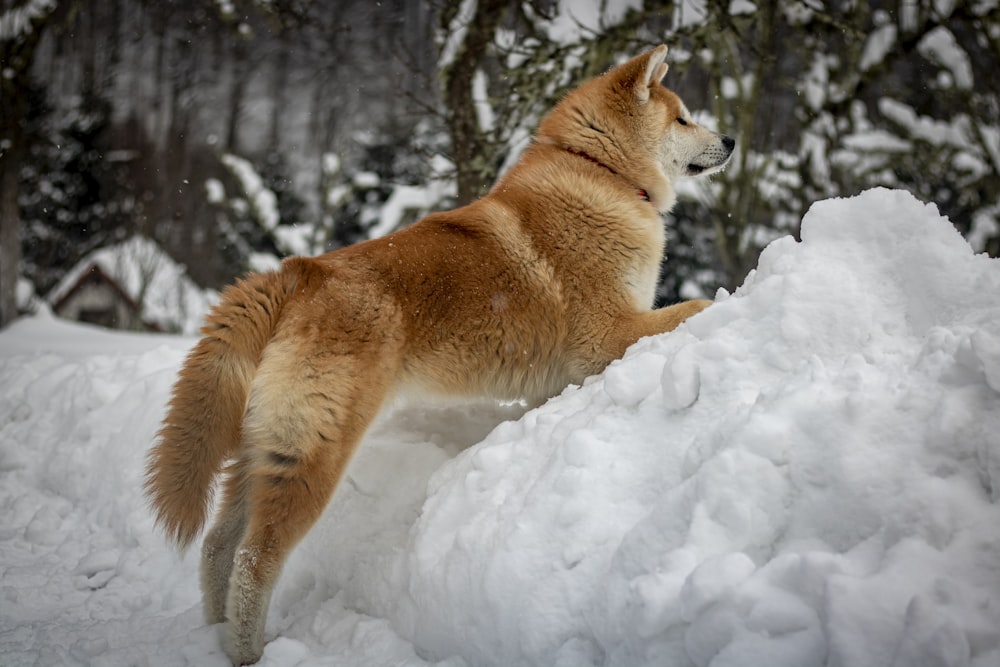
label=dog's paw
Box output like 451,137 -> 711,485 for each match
680,299 -> 712,319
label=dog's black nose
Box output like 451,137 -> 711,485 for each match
722,135 -> 736,151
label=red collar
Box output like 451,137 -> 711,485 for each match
566,148 -> 650,202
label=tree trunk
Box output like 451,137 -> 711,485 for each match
0,141 -> 21,328
440,0 -> 506,205
0,0 -> 59,328
226,35 -> 250,153
268,36 -> 289,152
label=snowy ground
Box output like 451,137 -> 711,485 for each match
2,188 -> 1000,667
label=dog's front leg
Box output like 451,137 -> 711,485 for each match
601,299 -> 711,360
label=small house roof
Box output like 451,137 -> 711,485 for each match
47,236 -> 216,334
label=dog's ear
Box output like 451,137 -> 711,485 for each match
635,45 -> 669,103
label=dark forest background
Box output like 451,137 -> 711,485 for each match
2,0 -> 998,330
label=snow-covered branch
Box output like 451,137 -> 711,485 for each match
0,0 -> 57,42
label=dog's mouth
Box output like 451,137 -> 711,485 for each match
686,162 -> 725,177
686,153 -> 733,177
685,135 -> 736,177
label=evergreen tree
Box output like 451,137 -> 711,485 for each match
1,0 -> 61,327
20,85 -> 131,294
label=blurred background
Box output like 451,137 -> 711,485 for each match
1,0 -> 998,332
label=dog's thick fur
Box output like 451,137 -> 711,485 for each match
145,45 -> 733,665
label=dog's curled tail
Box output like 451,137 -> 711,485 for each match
144,264 -> 300,550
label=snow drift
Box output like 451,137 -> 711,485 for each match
1,188 -> 999,666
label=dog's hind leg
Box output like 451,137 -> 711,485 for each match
222,335 -> 399,666
201,456 -> 252,625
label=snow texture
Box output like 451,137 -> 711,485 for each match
918,26 -> 973,90
2,188 -> 1000,666
437,0 -> 477,68
221,154 -> 280,232
368,175 -> 456,239
539,0 -> 640,43
0,0 -> 56,41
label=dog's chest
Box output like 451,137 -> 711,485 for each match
619,211 -> 666,309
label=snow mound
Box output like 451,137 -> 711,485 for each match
2,188 -> 999,667
357,187 -> 1000,666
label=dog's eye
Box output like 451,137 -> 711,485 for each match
677,118 -> 688,126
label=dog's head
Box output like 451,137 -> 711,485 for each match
537,45 -> 735,213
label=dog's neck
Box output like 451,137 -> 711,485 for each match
564,147 -> 650,203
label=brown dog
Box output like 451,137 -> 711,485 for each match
145,44 -> 734,665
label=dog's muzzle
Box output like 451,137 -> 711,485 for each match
687,135 -> 736,175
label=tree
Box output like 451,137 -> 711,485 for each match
438,0 -> 508,205
0,0 -> 60,328
19,84 -> 131,293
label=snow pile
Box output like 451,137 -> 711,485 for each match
375,188 -> 1000,666
2,188 -> 999,666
